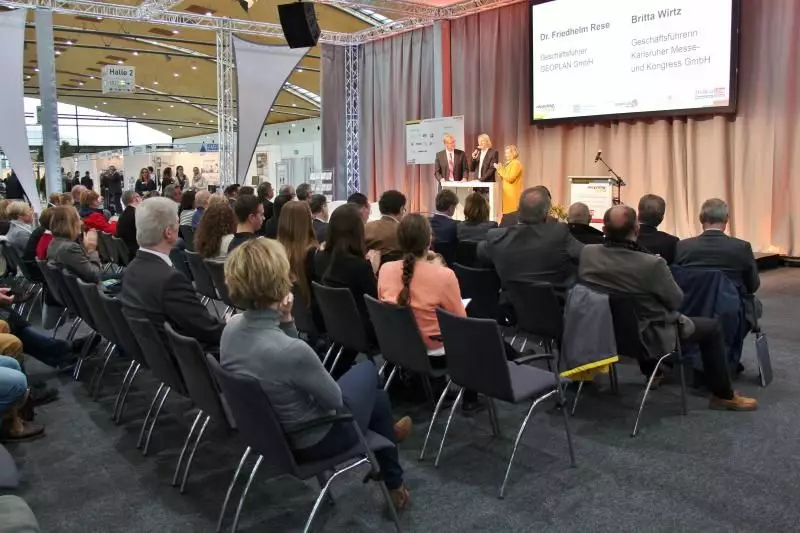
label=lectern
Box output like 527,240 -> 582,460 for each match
440,180 -> 502,222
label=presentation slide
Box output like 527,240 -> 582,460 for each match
531,0 -> 738,122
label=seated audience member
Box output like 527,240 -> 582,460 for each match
579,205 -> 757,410
119,197 -> 225,346
5,201 -> 34,255
220,238 -> 412,509
0,355 -> 43,442
79,190 -> 117,235
279,184 -> 295,199
457,192 -> 497,242
191,189 -> 211,230
116,190 -> 142,261
567,202 -> 604,244
675,198 -> 760,296
479,187 -> 583,290
257,181 -> 275,224
499,185 -> 556,228
178,189 -> 197,226
70,185 -> 87,207
223,184 -> 240,205
347,192 -> 372,224
310,194 -> 329,243
228,195 -> 264,254
194,201 -> 236,260
263,193 -> 292,239
365,190 -> 406,257
58,193 -> 74,207
429,189 -> 459,247
313,204 -> 380,370
48,193 -> 60,207
46,206 -> 103,283
296,183 -> 312,203
239,186 -> 255,196
637,194 -> 679,264
24,208 -> 52,263
278,201 -> 320,324
164,184 -> 182,205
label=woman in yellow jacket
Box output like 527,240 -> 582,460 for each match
493,145 -> 523,215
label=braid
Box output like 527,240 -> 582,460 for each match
397,253 -> 416,306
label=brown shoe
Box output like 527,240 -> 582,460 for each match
393,416 -> 412,443
709,392 -> 758,411
389,485 -> 410,511
1,421 -> 45,443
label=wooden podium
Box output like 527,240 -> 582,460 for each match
440,180 -> 502,222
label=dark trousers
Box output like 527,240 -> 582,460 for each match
6,310 -> 72,368
682,317 -> 734,400
294,361 -> 403,490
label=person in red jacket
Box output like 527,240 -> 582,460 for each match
79,189 -> 117,236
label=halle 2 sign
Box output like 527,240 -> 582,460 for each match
102,66 -> 135,94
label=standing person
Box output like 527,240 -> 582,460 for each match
107,166 -> 124,214
191,166 -> 206,191
70,173 -> 80,190
310,194 -> 329,243
63,172 -> 74,193
434,134 -> 469,183
80,171 -> 94,191
493,145 -> 523,215
257,181 -> 275,226
160,167 -> 175,194
469,134 -> 499,182
134,168 -> 157,196
116,190 -> 142,261
6,171 -> 25,200
175,166 -> 188,190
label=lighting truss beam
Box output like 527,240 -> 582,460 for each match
216,26 -> 236,186
135,0 -> 182,19
344,44 -> 360,195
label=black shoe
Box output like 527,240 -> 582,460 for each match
461,398 -> 486,417
29,386 -> 59,407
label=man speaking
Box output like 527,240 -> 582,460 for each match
434,134 -> 469,182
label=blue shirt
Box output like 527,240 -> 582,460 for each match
191,207 -> 204,229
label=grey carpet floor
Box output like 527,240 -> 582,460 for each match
4,268 -> 800,532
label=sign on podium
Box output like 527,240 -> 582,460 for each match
569,177 -> 616,229
440,180 -> 502,222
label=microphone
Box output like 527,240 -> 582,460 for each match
594,150 -> 602,163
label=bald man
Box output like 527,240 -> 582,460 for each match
578,205 -> 756,411
567,202 -> 604,244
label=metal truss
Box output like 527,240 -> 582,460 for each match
344,44 -> 360,196
216,26 -> 236,186
135,0 -> 181,19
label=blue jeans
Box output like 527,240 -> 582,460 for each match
0,356 -> 27,424
14,326 -> 72,368
294,361 -> 404,490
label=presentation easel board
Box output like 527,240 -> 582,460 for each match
569,177 -> 615,229
405,116 -> 465,165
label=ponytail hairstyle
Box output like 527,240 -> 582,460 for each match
396,213 -> 432,306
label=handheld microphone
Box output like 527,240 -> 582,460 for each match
594,150 -> 602,163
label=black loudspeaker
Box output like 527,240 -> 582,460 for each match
278,2 -> 320,49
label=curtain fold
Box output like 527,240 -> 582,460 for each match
450,0 -> 800,254
360,27 -> 435,212
321,44 -> 348,200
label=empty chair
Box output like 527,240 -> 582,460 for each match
184,250 -> 220,315
179,225 -> 195,252
96,232 -> 115,270
110,236 -> 131,267
428,308 -> 576,498
164,323 -> 234,493
452,263 -> 501,320
206,355 -> 401,533
76,279 -> 121,399
35,259 -> 69,338
312,281 -> 375,374
55,269 -> 99,379
505,281 -> 563,355
291,284 -> 322,342
204,259 -> 238,316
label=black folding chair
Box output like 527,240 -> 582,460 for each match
432,241 -> 457,267
184,250 -> 221,317
312,281 -> 374,375
36,259 -> 69,338
57,269 -> 99,380
110,236 -> 131,267
180,225 -> 196,252
455,241 -> 478,267
452,263 -> 501,320
76,279 -> 120,399
204,258 -> 238,317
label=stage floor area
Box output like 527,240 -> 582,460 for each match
8,268 -> 800,532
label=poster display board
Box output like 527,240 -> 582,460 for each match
308,170 -> 334,202
569,176 -> 616,229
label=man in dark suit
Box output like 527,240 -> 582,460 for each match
675,198 -> 760,295
257,181 -> 274,224
578,205 -> 756,411
500,185 -> 556,228
429,189 -> 459,246
469,134 -> 499,182
116,190 -> 142,261
636,194 -> 679,264
80,171 -> 93,191
106,166 -> 124,215
478,187 -> 583,290
119,197 -> 225,347
567,202 -> 604,244
310,193 -> 329,243
434,134 -> 469,183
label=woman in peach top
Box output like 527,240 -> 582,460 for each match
493,144 -> 523,215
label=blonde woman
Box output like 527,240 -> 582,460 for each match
470,133 -> 499,182
493,145 -> 523,214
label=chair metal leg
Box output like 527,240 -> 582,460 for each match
610,364 -> 620,395
499,389 -> 558,498
328,345 -> 344,375
303,458 -> 370,533
217,447 -> 251,533
24,287 -> 43,321
115,363 -> 140,424
487,398 -> 501,437
557,381 -> 577,469
420,380 -> 452,460
677,346 -> 688,416
519,338 -> 528,354
73,330 -> 98,381
383,366 -> 399,391
143,386 -> 171,456
231,454 -> 263,533
571,381 -> 584,416
137,383 -> 165,449
51,308 -> 67,338
180,414 -> 211,494
631,352 -> 673,437
321,344 -> 335,367
173,410 -> 204,487
112,360 -> 135,419
65,316 -> 83,342
434,387 -> 465,467
92,344 -> 116,399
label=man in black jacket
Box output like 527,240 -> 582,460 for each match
106,166 -> 124,215
119,197 -> 224,347
310,194 -> 329,243
80,171 -> 93,191
116,190 -> 141,261
636,194 -> 679,264
429,189 -> 459,247
567,202 -> 604,244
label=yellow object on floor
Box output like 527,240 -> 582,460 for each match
560,356 -> 619,382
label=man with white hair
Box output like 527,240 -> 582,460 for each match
118,197 -> 225,346
434,133 -> 469,182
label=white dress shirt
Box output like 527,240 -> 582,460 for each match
477,149 -> 488,180
139,247 -> 173,267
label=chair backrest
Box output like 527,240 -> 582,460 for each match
36,259 -> 65,308
204,259 -> 236,309
110,237 -> 130,267
506,281 -> 563,342
98,292 -> 148,369
170,249 -> 193,282
179,225 -> 195,252
311,281 -> 370,353
60,270 -> 96,330
184,250 -> 218,300
1,242 -> 21,273
455,241 -> 478,267
76,279 -> 118,345
452,263 -> 501,319
364,295 -> 432,374
206,355 -> 297,475
123,314 -> 187,395
432,241 -> 457,267
96,232 -> 113,264
291,284 -> 319,338
607,294 -> 649,361
4,244 -> 38,283
164,323 -> 232,428
436,307 -> 514,402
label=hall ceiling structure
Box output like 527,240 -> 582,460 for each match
5,0 -> 524,139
